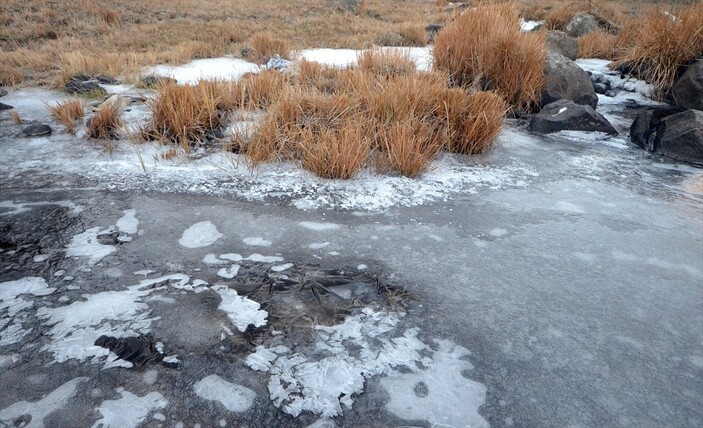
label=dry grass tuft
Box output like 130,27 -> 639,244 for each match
9,110 -> 22,125
298,124 -> 370,179
142,81 -> 222,150
377,120 -> 443,177
433,2 -> 546,110
236,71 -> 288,109
86,102 -> 123,140
358,49 -> 417,78
578,31 -> 618,60
250,33 -> 291,64
441,89 -> 508,155
612,3 -> 703,95
45,98 -> 84,133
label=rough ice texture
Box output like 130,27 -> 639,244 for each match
193,374 -> 256,412
299,222 -> 340,231
179,221 -> 223,248
91,389 -> 168,428
245,254 -> 284,263
36,274 -> 189,365
244,308 -> 483,419
66,227 -> 116,264
0,277 -> 56,346
381,340 -> 489,428
0,377 -> 88,427
212,285 -> 268,332
0,200 -> 82,217
116,209 -> 139,234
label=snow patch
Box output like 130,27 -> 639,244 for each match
300,222 -> 341,231
271,263 -> 294,272
193,374 -> 256,412
92,389 -> 168,428
217,264 -> 240,279
116,209 -> 139,234
0,377 -> 88,427
245,253 -> 284,263
179,221 -> 223,248
243,237 -> 272,247
66,227 -> 116,264
212,285 -> 268,332
146,57 -> 259,84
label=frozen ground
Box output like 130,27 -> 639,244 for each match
0,51 -> 702,427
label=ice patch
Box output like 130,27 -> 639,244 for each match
381,340 -> 489,428
0,200 -> 82,217
245,253 -> 284,263
243,237 -> 272,247
1,277 -> 56,346
116,209 -> 139,234
146,57 -> 260,84
553,201 -> 586,214
33,254 -> 49,262
575,59 -> 654,98
179,221 -> 222,248
489,228 -> 508,237
0,377 -> 88,427
193,374 -> 256,412
217,264 -> 240,279
271,263 -> 294,272
520,18 -> 543,31
66,227 -> 116,264
246,308 -> 459,418
220,253 -> 243,262
308,242 -> 330,249
92,389 -> 167,428
203,253 -> 228,265
300,222 -> 340,231
212,285 -> 268,332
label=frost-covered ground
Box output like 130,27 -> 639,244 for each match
1,50 -> 702,428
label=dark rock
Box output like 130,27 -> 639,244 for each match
207,125 -> 226,140
22,124 -> 52,137
426,23 -> 444,43
0,102 -> 13,110
69,74 -> 92,83
630,110 -> 656,151
529,99 -> 617,135
94,335 -> 165,368
667,60 -> 703,111
542,51 -> 599,109
594,83 -> 607,94
96,75 -> 122,85
96,231 -> 119,245
546,30 -> 578,61
65,77 -> 107,97
605,90 -> 616,97
565,13 -> 599,37
0,88 -> 7,97
140,75 -> 177,88
656,110 -> 703,166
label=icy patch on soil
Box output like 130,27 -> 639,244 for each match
212,285 -> 268,332
243,237 -> 272,247
193,375 -> 256,412
179,221 -> 223,248
116,209 -> 139,234
300,222 -> 341,231
244,308 -> 478,418
217,264 -> 240,279
271,263 -> 294,272
297,47 -> 433,71
0,277 -> 55,316
0,377 -> 88,427
520,18 -> 543,31
146,57 -> 259,84
576,59 -> 655,99
381,340 -> 489,428
36,274 -> 189,365
66,227 -> 116,264
92,388 -> 167,428
245,254 -> 284,263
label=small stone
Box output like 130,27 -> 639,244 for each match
0,102 -> 13,110
22,124 -> 52,137
65,76 -> 107,97
0,88 -> 7,97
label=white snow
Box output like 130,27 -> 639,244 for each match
179,221 -> 223,248
66,227 -> 116,264
300,222 -> 341,231
212,285 -> 268,331
203,253 -> 228,265
297,47 -> 433,71
576,59 -> 655,98
146,57 -> 260,84
0,277 -> 56,345
243,237 -> 272,247
193,374 -> 256,412
245,253 -> 284,263
308,242 -> 330,249
0,377 -> 88,427
116,209 -> 139,234
271,263 -> 294,272
217,264 -> 240,279
520,18 -> 543,31
91,389 -> 168,428
220,253 -> 243,261
381,340 -> 489,428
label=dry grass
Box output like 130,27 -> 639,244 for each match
9,110 -> 22,125
250,33 -> 291,63
433,2 -> 547,110
141,81 -> 222,150
612,3 -> 703,95
358,50 -> 417,78
441,90 -> 508,155
377,120 -> 443,177
298,124 -> 371,179
45,98 -> 84,133
86,102 -> 123,140
578,30 -> 618,59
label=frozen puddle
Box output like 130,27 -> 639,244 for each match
193,375 -> 255,412
179,221 -> 222,248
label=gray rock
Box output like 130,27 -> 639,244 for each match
630,110 -> 656,151
546,30 -> 578,61
22,124 -> 52,137
0,102 -> 13,110
0,88 -> 7,97
141,75 -> 177,88
426,23 -> 444,43
604,90 -> 616,97
565,13 -> 599,37
96,75 -> 122,85
65,77 -> 107,97
656,110 -> 703,166
667,60 -> 703,111
594,83 -> 607,94
542,51 -> 599,109
529,99 -> 617,135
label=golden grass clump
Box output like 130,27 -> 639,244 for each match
45,98 -> 84,133
10,111 -> 22,125
235,70 -> 288,109
612,3 -> 703,95
433,2 -> 546,110
358,49 -> 417,78
298,124 -> 371,179
377,120 -> 444,177
578,31 -> 618,60
86,102 -> 123,140
143,81 -> 222,149
250,33 -> 291,64
440,89 -> 508,155
294,60 -> 344,94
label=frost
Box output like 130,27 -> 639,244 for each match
179,221 -> 222,248
0,377 -> 88,427
213,285 -> 268,332
66,227 -> 116,264
92,389 -> 167,428
194,375 -> 256,412
116,209 -> 139,234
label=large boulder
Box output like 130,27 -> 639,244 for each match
657,110 -> 703,165
630,108 -> 703,166
546,30 -> 578,61
542,51 -> 598,109
22,124 -> 52,137
529,99 -> 617,135
565,13 -> 599,37
667,60 -> 703,111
